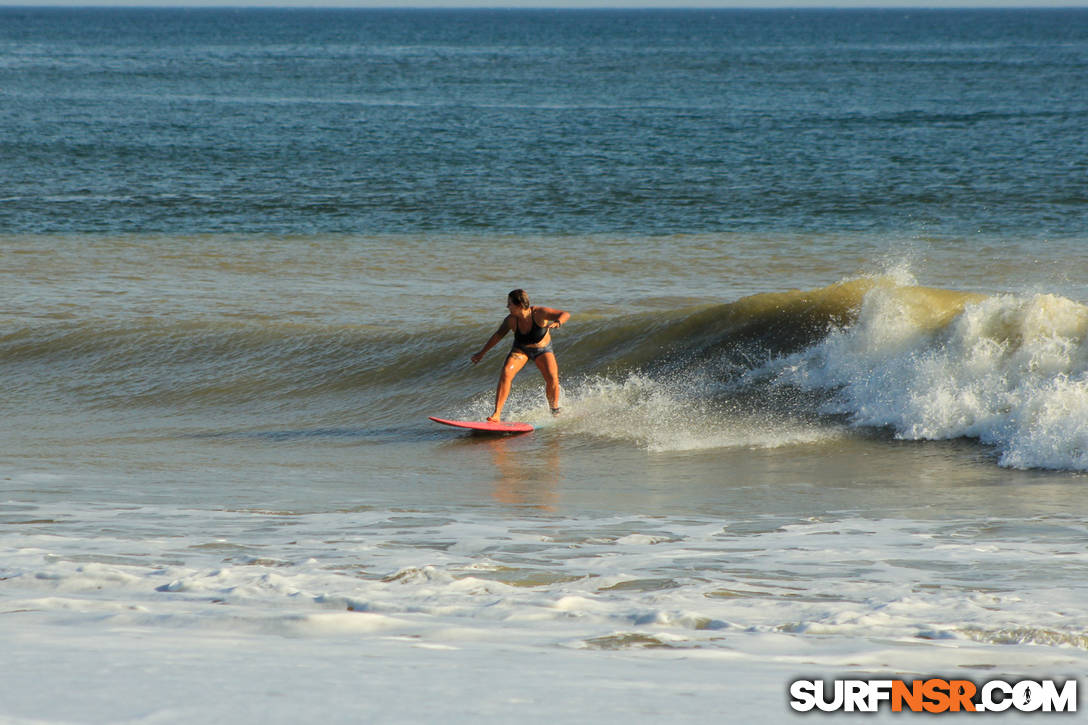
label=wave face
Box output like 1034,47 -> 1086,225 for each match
519,273 -> 1087,471
4,273 -> 1086,471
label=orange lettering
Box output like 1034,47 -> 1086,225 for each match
922,679 -> 951,713
892,680 -> 924,712
949,680 -> 977,712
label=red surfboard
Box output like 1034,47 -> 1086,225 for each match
429,416 -> 533,434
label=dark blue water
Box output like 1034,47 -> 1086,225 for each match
2,8 -> 1087,237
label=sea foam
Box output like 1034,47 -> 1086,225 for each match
553,373 -> 841,453
768,279 -> 1088,470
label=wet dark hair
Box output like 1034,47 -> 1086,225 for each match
508,289 -> 531,309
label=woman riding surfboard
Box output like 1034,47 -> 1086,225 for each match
471,289 -> 571,422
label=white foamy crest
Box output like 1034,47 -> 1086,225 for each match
558,373 -> 839,453
775,284 -> 1088,470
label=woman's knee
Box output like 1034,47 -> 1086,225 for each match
502,356 -> 527,377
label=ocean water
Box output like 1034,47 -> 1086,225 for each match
2,8 -> 1088,724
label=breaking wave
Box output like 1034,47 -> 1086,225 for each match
3,271 -> 1086,470
555,272 -> 1088,470
754,278 -> 1088,470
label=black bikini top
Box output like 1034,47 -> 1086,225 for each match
513,308 -> 548,345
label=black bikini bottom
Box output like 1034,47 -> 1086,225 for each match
510,343 -> 553,361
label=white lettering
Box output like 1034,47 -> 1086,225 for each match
1014,681 -> 1044,712
789,680 -> 817,712
816,680 -> 844,712
845,680 -> 869,712
1041,680 -> 1077,712
982,680 -> 1013,712
868,680 -> 894,711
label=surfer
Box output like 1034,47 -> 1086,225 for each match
471,289 -> 571,422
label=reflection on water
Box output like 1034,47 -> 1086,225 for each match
483,434 -> 560,511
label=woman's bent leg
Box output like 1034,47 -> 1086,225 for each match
490,352 -> 528,421
535,352 -> 561,411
